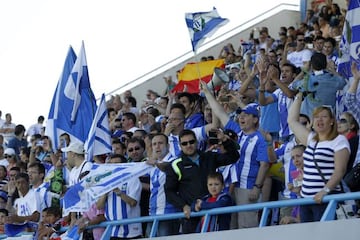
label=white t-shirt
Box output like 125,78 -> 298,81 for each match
14,189 -> 40,217
287,49 -> 312,68
69,160 -> 93,186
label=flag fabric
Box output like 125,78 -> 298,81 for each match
172,58 -> 225,93
45,42 -> 97,149
336,0 -> 360,116
45,46 -> 77,150
337,0 -> 360,79
62,162 -> 152,216
185,7 -> 229,52
84,93 -> 112,162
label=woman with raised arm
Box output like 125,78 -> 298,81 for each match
288,91 -> 350,222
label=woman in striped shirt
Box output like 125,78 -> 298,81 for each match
288,91 -> 350,222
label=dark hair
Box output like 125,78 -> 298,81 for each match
127,137 -> 146,149
0,208 -> 9,216
149,122 -> 162,133
134,129 -> 148,139
324,37 -> 336,48
179,129 -> 196,142
126,96 -> 137,107
38,116 -> 45,123
28,162 -> 45,178
299,113 -> 311,124
311,52 -> 327,70
15,172 -> 29,182
109,154 -> 127,163
44,206 -> 61,217
207,172 -> 224,185
14,124 -> 26,136
152,133 -> 169,144
292,144 -> 306,152
170,103 -> 186,115
122,112 -> 137,125
177,92 -> 195,104
282,63 -> 297,74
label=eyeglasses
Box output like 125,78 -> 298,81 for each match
338,118 -> 348,124
180,139 -> 196,146
297,39 -> 304,42
128,146 -> 141,153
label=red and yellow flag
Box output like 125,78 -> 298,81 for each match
172,59 -> 225,93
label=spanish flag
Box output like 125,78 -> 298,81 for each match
172,59 -> 225,93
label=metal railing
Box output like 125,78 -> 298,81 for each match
2,191 -> 359,239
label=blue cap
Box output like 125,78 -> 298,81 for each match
236,103 -> 260,117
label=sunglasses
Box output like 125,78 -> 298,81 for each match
300,121 -> 308,126
180,139 -> 196,146
4,155 -> 12,158
338,118 -> 348,124
128,146 -> 141,153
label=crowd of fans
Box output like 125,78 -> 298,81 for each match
0,0 -> 359,239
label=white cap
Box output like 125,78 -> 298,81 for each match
4,148 -> 15,156
61,142 -> 85,155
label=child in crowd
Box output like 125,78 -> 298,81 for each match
36,207 -> 63,240
192,172 -> 234,232
0,208 -> 8,234
280,144 -> 306,224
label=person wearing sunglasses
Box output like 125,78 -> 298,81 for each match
165,129 -> 239,234
288,91 -> 350,222
200,80 -> 270,229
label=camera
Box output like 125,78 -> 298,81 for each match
36,140 -> 44,146
208,130 -> 219,145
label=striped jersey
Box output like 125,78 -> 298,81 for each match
149,153 -> 178,215
104,177 -> 142,238
301,132 -> 350,198
225,120 -> 269,189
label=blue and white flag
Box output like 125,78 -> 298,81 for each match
336,0 -> 360,116
84,93 -> 112,162
185,7 -> 229,52
45,42 -> 97,149
337,0 -> 360,79
45,46 -> 77,150
62,162 -> 152,216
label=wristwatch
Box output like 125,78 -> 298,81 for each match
322,186 -> 331,193
254,183 -> 263,189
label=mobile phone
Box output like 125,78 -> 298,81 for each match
208,130 -> 219,145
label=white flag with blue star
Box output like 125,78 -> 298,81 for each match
185,7 -> 229,53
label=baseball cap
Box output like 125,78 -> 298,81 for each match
4,148 -> 15,156
61,142 -> 85,154
236,103 -> 260,118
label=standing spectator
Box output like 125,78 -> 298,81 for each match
178,92 -> 205,129
145,133 -> 179,237
344,63 -> 360,170
25,116 -> 44,140
283,32 -> 313,69
201,80 -> 269,229
0,113 -> 16,145
61,142 -> 92,225
121,112 -> 139,133
97,177 -> 143,239
7,124 -> 28,155
192,172 -> 234,232
5,173 -> 40,224
165,129 -> 239,234
288,92 -> 350,222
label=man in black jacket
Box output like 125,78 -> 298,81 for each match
165,129 -> 239,234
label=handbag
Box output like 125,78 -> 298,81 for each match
344,162 -> 360,192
